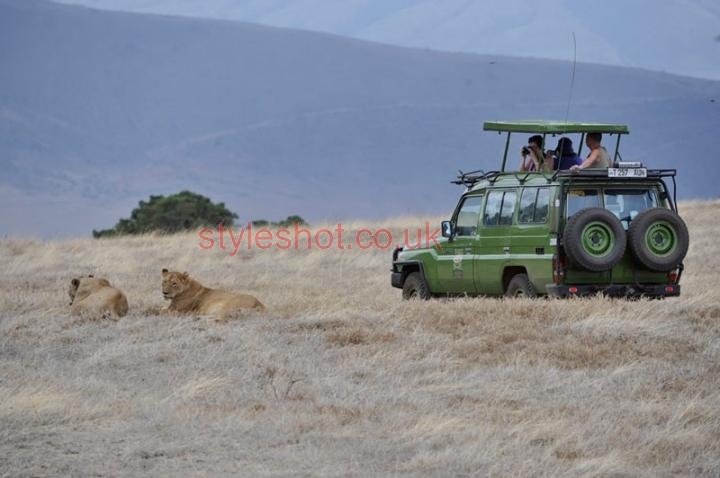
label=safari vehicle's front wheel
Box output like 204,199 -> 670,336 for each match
628,208 -> 689,272
402,272 -> 431,300
505,273 -> 536,298
563,207 -> 626,272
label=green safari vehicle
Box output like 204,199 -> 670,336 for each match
391,120 -> 689,299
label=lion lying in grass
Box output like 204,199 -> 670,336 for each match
161,269 -> 265,320
69,275 -> 129,319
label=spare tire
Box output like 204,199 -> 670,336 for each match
563,207 -> 626,272
628,208 -> 689,272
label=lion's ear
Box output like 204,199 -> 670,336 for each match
162,268 -> 168,274
181,272 -> 189,279
71,278 -> 80,287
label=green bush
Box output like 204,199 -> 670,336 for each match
93,191 -> 238,237
251,215 -> 308,228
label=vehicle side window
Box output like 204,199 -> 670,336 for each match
483,191 -> 503,226
455,195 -> 484,236
499,191 -> 517,225
535,188 -> 550,222
519,187 -> 550,224
484,190 -> 515,226
566,189 -> 600,218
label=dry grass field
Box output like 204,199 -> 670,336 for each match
1,201 -> 719,477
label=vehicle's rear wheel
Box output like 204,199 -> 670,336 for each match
402,271 -> 431,300
563,207 -> 626,272
628,208 -> 689,272
505,273 -> 536,298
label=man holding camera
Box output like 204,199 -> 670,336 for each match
520,135 -> 554,172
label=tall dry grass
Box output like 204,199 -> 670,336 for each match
1,202 -> 719,477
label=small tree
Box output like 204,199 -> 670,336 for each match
276,215 -> 308,228
93,191 -> 238,237
250,215 -> 308,228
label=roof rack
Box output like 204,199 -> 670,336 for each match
451,169 -> 502,188
554,168 -> 679,212
553,168 -> 676,180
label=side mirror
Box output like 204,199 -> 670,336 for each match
441,220 -> 454,239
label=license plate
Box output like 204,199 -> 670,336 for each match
608,168 -> 647,178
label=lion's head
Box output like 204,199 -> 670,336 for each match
69,278 -> 81,305
69,274 -> 95,304
161,269 -> 191,299
68,275 -> 111,305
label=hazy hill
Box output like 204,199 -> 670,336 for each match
52,0 -> 720,80
1,0 -> 719,237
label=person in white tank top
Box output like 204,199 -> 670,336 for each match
570,132 -> 612,171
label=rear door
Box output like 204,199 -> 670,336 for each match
562,186 -> 666,284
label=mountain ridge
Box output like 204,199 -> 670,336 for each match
1,0 -> 719,237
49,0 -> 720,80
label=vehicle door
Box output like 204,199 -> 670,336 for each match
510,186 -> 553,289
474,188 -> 517,294
434,194 -> 484,294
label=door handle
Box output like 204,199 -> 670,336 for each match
465,247 -> 472,254
503,246 -> 510,253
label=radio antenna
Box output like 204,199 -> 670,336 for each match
564,32 -> 577,124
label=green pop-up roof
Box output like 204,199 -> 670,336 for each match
483,120 -> 629,135
483,120 -> 630,171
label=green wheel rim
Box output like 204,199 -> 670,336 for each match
581,221 -> 615,257
645,221 -> 676,256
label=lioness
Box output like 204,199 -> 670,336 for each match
161,269 -> 265,319
69,275 -> 129,319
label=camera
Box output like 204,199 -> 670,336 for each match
521,146 -> 530,155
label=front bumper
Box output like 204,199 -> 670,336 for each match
547,283 -> 680,298
391,271 -> 403,289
